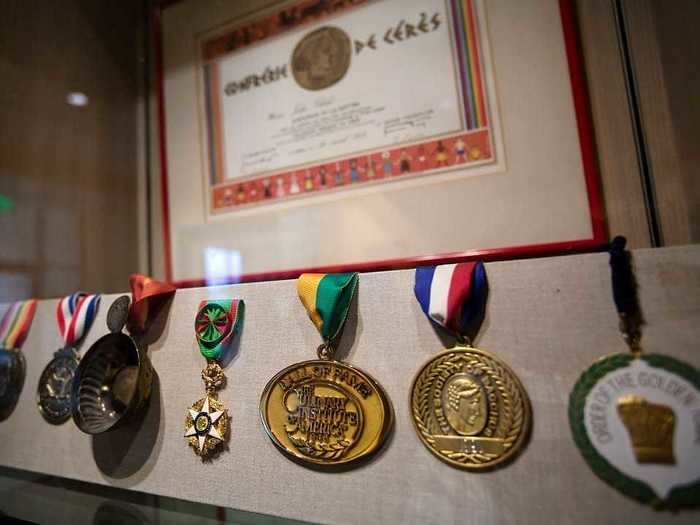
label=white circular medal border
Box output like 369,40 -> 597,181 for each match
583,358 -> 700,499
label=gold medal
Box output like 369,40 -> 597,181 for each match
411,341 -> 530,470
260,273 -> 393,466
185,299 -> 243,458
185,362 -> 230,457
410,262 -> 531,469
260,354 -> 393,465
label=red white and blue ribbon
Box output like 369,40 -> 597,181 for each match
56,292 -> 101,347
414,262 -> 487,335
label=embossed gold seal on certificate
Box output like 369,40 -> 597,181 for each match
291,26 -> 351,91
569,237 -> 700,509
260,273 -> 393,466
411,262 -> 531,469
184,299 -> 244,458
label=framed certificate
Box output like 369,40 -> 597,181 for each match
156,0 -> 605,284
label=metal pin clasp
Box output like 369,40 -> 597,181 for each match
619,313 -> 642,357
455,334 -> 472,347
317,342 -> 335,361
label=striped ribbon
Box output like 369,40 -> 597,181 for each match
414,261 -> 487,336
298,273 -> 358,342
195,299 -> 244,361
56,292 -> 101,347
0,300 -> 38,350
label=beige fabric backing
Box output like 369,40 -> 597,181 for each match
0,246 -> 699,524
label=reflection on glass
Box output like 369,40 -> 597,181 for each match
66,92 -> 89,107
204,247 -> 241,286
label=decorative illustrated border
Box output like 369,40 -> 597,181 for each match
568,353 -> 700,509
155,0 -> 607,285
201,0 -> 494,212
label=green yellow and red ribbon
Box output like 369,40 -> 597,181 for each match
0,300 -> 38,351
298,273 -> 358,343
195,299 -> 244,361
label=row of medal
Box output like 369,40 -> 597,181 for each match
0,239 -> 697,509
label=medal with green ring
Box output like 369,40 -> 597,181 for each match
569,237 -> 700,509
185,299 -> 244,458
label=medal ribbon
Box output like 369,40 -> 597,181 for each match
608,236 -> 643,351
195,299 -> 244,361
127,274 -> 177,333
298,273 -> 358,343
0,300 -> 38,350
414,261 -> 487,336
56,292 -> 101,347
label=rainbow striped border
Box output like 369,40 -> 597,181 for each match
452,0 -> 488,130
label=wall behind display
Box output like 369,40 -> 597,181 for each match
576,0 -> 700,249
0,0 -> 146,301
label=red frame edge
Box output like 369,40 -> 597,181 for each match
153,0 -> 608,289
559,0 -> 607,243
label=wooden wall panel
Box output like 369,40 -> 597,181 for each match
623,0 -> 700,245
574,0 -> 650,248
0,0 -> 144,300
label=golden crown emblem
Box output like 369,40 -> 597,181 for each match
616,395 -> 676,464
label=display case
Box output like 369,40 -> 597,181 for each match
1,0 -> 699,522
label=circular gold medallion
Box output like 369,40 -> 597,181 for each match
291,26 -> 351,91
410,345 -> 531,470
260,359 -> 393,466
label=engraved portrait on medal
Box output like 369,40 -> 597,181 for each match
291,26 -> 351,91
411,345 -> 530,469
410,262 -> 531,469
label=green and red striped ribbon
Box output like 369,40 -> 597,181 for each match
194,299 -> 244,361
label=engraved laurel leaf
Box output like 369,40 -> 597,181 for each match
287,434 -> 352,460
412,351 -> 526,466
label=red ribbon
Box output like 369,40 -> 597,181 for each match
127,274 -> 176,333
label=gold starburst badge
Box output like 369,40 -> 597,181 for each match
185,392 -> 229,457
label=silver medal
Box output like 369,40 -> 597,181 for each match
37,347 -> 80,424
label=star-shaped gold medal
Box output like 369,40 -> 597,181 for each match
184,396 -> 229,457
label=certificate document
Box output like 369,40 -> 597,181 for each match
200,0 -> 497,213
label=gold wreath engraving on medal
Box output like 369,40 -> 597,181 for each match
411,344 -> 531,470
291,26 -> 351,91
185,362 -> 230,457
260,355 -> 393,466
